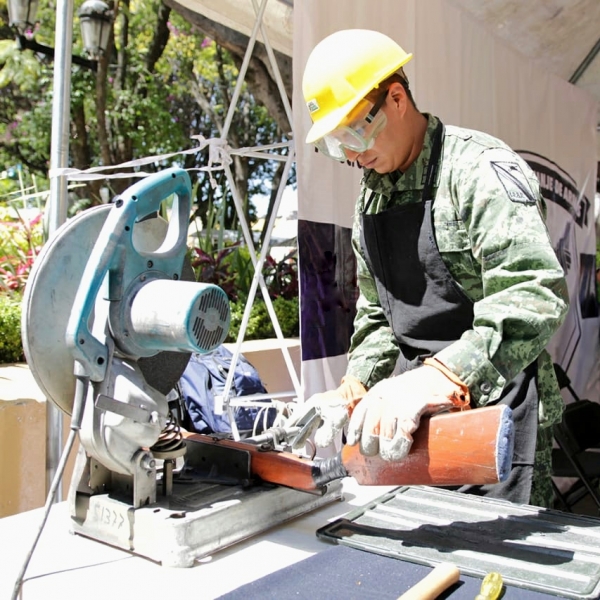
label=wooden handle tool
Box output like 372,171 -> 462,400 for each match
397,563 -> 460,600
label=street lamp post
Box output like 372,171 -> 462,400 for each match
7,0 -> 113,501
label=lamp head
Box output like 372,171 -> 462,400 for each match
78,0 -> 112,60
7,0 -> 40,37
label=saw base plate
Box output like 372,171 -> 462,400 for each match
70,476 -> 343,568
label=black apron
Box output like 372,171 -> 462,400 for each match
359,122 -> 539,504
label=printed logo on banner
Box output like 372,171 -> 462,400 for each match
490,161 -> 536,204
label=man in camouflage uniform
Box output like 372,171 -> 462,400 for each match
296,29 -> 568,507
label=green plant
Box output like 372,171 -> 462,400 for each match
228,245 -> 254,300
0,293 -> 25,363
190,241 -> 298,303
227,296 -> 299,341
190,241 -> 300,340
596,243 -> 600,300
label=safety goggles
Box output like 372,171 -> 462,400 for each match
314,90 -> 388,162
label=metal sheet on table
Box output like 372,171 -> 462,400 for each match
316,486 -> 600,599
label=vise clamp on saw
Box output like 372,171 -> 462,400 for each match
20,168 -> 342,568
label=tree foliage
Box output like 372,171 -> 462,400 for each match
0,0 -> 293,231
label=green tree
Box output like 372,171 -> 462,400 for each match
0,0 -> 292,231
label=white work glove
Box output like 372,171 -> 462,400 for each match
288,375 -> 367,449
346,358 -> 470,462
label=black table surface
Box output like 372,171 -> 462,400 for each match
217,544 -> 581,599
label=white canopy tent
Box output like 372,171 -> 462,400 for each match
173,0 -> 293,57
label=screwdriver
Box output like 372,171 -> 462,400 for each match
475,571 -> 504,600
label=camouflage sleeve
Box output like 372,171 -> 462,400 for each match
435,147 -> 569,405
345,191 -> 400,388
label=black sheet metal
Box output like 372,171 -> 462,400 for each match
316,486 -> 600,599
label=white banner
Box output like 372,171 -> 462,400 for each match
293,0 -> 599,402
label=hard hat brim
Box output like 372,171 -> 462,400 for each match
304,52 -> 413,145
305,103 -> 362,144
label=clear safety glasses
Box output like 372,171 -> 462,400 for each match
314,90 -> 388,162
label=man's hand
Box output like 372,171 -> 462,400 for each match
346,360 -> 470,462
288,375 -> 367,449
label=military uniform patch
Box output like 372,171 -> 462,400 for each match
490,161 -> 536,204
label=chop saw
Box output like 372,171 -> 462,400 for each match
20,168 -> 342,569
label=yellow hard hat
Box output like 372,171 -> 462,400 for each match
303,29 -> 413,144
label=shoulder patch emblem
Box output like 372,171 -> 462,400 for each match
490,161 -> 536,204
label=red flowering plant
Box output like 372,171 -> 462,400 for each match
0,208 -> 44,295
190,243 -> 243,301
261,249 -> 298,300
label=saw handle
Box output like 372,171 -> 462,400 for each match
66,168 -> 192,381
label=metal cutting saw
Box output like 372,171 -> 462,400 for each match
20,168 -> 342,568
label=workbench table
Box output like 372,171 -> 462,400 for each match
0,479 -> 591,600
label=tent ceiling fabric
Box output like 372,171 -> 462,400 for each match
178,0 -> 600,152
174,0 -> 293,56
450,0 -> 600,116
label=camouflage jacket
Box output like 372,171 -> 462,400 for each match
348,114 -> 569,428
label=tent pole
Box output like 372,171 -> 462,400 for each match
210,0 -> 302,436
251,0 -> 294,129
221,0 -> 269,139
